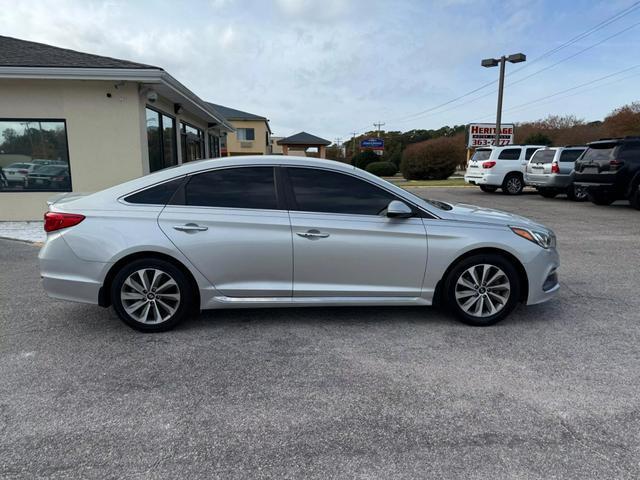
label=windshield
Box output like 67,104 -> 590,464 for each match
471,149 -> 491,161
530,150 -> 556,164
582,144 -> 618,162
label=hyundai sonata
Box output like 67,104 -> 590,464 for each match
39,156 -> 559,332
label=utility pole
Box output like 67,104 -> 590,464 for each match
350,131 -> 358,160
373,122 -> 385,138
481,53 -> 526,146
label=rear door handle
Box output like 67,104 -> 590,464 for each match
173,223 -> 208,232
296,229 -> 330,239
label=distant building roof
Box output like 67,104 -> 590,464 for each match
207,102 -> 267,121
0,35 -> 161,70
277,131 -> 331,146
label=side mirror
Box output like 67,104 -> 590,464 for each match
386,200 -> 413,218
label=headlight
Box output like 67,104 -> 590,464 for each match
510,226 -> 556,249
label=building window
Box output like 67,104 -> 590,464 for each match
237,128 -> 255,141
146,108 -> 177,173
181,122 -> 205,162
0,119 -> 71,192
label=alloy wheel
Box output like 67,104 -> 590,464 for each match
454,264 -> 511,318
506,177 -> 522,194
120,268 -> 181,324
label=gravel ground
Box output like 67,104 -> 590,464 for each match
0,187 -> 639,479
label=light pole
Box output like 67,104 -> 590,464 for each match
481,53 -> 526,146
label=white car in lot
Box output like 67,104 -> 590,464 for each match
2,162 -> 38,185
39,156 -> 560,332
464,145 -> 545,194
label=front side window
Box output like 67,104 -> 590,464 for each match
0,119 -> 70,192
237,128 -> 255,141
498,148 -> 521,160
146,108 -> 177,173
185,167 -> 277,209
559,149 -> 585,163
287,167 -> 396,216
181,122 -> 205,162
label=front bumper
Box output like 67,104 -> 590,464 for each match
524,246 -> 560,305
464,172 -> 503,186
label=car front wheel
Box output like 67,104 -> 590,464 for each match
445,254 -> 521,326
111,258 -> 192,332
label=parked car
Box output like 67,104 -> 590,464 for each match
2,162 -> 38,185
524,146 -> 587,200
25,165 -> 70,190
39,156 -> 559,332
464,144 -> 546,194
574,137 -> 640,209
32,159 -> 67,167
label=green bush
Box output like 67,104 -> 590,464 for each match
524,132 -> 553,146
366,161 -> 398,177
400,136 -> 464,180
352,150 -> 380,170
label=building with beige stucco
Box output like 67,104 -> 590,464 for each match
206,103 -> 272,156
0,35 -> 234,221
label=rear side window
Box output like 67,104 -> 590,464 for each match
530,150 -> 555,164
619,142 -> 640,159
125,177 -> 184,205
185,167 -> 277,209
287,167 -> 396,216
471,149 -> 491,161
498,148 -> 521,160
525,148 -> 539,160
559,149 -> 585,163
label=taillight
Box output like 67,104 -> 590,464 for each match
609,159 -> 624,170
482,161 -> 496,169
44,212 -> 85,232
551,162 -> 559,174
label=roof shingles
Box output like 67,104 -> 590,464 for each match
0,35 -> 160,70
277,131 -> 331,146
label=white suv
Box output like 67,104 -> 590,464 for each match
464,145 -> 545,195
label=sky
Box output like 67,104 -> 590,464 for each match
1,0 -> 639,141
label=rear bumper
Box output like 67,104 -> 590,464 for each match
524,173 -> 570,189
464,172 -> 503,186
524,247 -> 560,305
38,232 -> 109,305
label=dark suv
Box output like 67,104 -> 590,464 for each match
574,137 -> 640,209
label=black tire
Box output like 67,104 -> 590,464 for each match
444,253 -> 521,326
588,191 -> 615,206
538,188 -> 558,199
502,173 -> 524,195
567,184 -> 588,202
111,258 -> 193,332
629,184 -> 640,210
480,185 -> 498,193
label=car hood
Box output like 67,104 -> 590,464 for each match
439,202 -> 546,230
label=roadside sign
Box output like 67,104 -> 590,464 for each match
466,123 -> 515,148
360,138 -> 385,150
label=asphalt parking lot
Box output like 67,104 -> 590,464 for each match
1,187 -> 639,479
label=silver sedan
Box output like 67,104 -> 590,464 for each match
39,156 -> 559,332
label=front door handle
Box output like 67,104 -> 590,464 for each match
173,223 -> 208,232
296,229 -> 330,240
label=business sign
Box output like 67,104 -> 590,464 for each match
360,138 -> 385,150
466,123 -> 515,148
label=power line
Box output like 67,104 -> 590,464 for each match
388,1 -> 640,124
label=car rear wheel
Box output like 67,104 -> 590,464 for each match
445,254 -> 521,326
111,258 -> 192,332
567,184 -> 588,202
588,191 -> 615,206
538,188 -> 558,198
502,174 -> 524,195
480,185 -> 498,193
